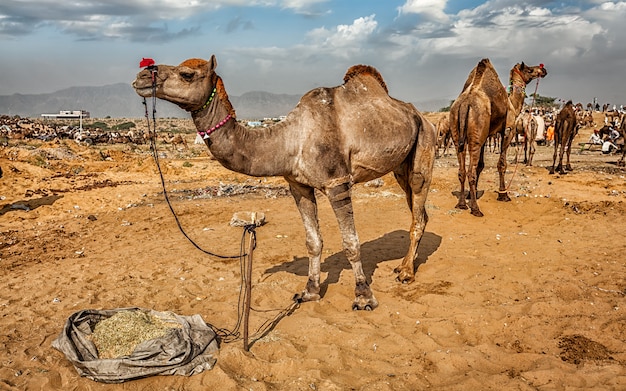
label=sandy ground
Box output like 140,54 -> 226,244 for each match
1,113 -> 625,390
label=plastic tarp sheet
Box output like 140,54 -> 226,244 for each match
52,308 -> 219,383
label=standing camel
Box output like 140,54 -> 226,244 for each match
133,55 -> 437,310
514,110 -> 542,166
435,115 -> 452,158
549,101 -> 577,175
449,59 -> 547,216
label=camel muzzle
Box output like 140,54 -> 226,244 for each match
133,61 -> 159,97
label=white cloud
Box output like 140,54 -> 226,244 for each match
398,0 -> 449,22
307,14 -> 377,49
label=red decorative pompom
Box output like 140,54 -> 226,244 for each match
539,63 -> 544,68
140,58 -> 155,68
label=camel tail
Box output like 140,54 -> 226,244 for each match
457,101 -> 471,153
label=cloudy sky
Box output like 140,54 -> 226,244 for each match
1,0 -> 625,108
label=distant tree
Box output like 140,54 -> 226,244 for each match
528,93 -> 558,108
91,122 -> 109,130
439,100 -> 455,112
112,122 -> 136,130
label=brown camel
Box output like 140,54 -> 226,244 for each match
162,132 -> 189,150
133,55 -> 437,310
435,115 -> 453,158
449,59 -> 547,216
549,101 -> 578,175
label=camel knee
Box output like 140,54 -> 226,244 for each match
305,236 -> 323,256
342,238 -> 360,263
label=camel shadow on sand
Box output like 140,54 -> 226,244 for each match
0,195 -> 63,216
265,230 -> 442,299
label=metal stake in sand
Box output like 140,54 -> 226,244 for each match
243,212 -> 257,352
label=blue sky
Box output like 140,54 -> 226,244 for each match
1,0 -> 625,108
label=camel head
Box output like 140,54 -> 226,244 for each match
510,62 -> 548,85
133,55 -> 218,112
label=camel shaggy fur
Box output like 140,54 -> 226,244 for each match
133,55 -> 437,310
449,59 -> 547,217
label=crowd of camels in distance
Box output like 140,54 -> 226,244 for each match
131,55 -> 625,309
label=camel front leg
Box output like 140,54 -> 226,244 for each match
327,181 -> 378,311
288,181 -> 322,303
393,150 -> 433,283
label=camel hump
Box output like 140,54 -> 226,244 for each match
343,65 -> 389,94
473,58 -> 492,81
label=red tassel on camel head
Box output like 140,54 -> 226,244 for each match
140,58 -> 155,68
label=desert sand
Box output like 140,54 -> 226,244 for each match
0,112 -> 624,390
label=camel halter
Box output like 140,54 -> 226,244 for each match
193,87 -> 234,139
508,68 -> 527,95
138,58 -> 299,350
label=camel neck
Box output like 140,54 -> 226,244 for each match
190,81 -> 290,177
508,70 -> 527,115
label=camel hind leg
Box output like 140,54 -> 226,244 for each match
565,128 -> 576,171
392,127 -> 436,283
455,149 -> 469,210
468,144 -> 486,216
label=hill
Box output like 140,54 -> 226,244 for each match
0,84 -> 448,119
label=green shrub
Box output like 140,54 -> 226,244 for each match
112,122 -> 137,130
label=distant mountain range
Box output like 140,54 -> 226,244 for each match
0,83 -> 449,119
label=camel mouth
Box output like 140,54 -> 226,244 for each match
132,82 -> 155,97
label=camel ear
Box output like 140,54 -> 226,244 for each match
209,55 -> 217,72
520,62 -> 526,70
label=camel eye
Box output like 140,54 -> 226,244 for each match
180,72 -> 195,81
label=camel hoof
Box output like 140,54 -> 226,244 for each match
549,169 -> 555,175
352,282 -> 378,311
455,203 -> 468,210
352,298 -> 378,311
394,267 -> 415,284
470,209 -> 484,217
497,193 -> 511,202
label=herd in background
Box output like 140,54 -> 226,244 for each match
434,59 -> 625,216
0,115 -> 147,145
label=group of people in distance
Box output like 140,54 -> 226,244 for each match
588,119 -> 623,154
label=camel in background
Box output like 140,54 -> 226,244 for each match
133,55 -> 437,310
549,101 -> 578,175
514,110 -> 544,166
449,59 -> 547,216
435,116 -> 453,158
162,132 -> 189,150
